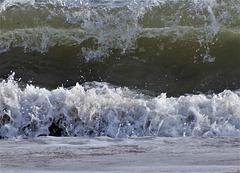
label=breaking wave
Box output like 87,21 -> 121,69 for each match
1,74 -> 239,138
1,0 -> 239,61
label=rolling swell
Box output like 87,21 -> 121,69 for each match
0,0 -> 239,95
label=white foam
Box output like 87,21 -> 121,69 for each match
0,74 -> 239,138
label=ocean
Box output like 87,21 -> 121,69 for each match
0,0 -> 240,172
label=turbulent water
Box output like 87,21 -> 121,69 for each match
0,0 -> 240,138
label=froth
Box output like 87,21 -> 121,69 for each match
0,74 -> 239,138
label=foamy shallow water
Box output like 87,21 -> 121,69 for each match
0,136 -> 239,172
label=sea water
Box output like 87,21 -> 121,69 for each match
1,136 -> 239,172
0,0 -> 240,172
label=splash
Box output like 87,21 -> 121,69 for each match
1,74 -> 239,138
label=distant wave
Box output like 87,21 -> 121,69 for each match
1,0 -> 239,61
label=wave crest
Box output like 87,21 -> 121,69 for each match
1,0 -> 239,61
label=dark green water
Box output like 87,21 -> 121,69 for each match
1,31 -> 239,96
1,0 -> 239,96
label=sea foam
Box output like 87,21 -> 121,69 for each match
1,74 -> 239,138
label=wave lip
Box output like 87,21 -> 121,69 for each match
0,75 -> 240,138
